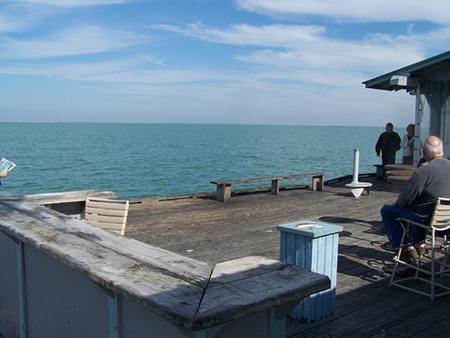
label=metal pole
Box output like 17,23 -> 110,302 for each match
414,84 -> 422,165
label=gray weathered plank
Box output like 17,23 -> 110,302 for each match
1,200 -> 212,285
0,189 -> 118,204
196,263 -> 330,329
0,202 -> 204,327
209,256 -> 285,286
211,173 -> 327,185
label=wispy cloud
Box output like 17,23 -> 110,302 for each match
235,0 -> 450,24
1,0 -> 448,125
0,14 -> 32,33
149,22 -> 436,73
149,23 -> 326,47
0,2 -> 54,33
0,25 -> 145,59
0,54 -> 160,78
12,0 -> 131,7
0,54 -> 232,85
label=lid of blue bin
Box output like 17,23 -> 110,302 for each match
276,220 -> 343,238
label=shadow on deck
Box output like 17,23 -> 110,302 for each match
125,175 -> 450,337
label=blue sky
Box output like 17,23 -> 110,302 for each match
1,0 -> 449,126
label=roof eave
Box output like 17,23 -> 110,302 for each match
362,50 -> 450,91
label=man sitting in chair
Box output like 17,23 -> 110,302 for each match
380,136 -> 450,259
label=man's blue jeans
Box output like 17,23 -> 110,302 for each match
380,204 -> 426,249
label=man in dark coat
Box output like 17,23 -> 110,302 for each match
375,122 -> 401,178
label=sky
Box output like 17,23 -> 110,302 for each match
1,0 -> 449,127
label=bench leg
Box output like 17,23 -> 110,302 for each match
216,184 -> 231,202
375,165 -> 384,180
271,180 -> 280,195
312,176 -> 324,191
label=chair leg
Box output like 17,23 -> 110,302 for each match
431,230 -> 436,301
390,220 -> 411,286
415,255 -> 422,279
391,201 -> 450,300
440,235 -> 450,275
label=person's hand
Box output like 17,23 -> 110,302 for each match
0,170 -> 8,178
376,152 -> 380,157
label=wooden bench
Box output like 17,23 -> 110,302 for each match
211,173 -> 327,202
385,164 -> 416,174
385,164 -> 416,186
0,199 -> 330,337
374,164 -> 417,182
374,164 -> 384,180
0,189 -> 118,216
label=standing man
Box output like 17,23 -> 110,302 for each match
375,122 -> 401,178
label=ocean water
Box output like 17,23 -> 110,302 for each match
0,123 -> 397,200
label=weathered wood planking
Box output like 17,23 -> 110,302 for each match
1,200 -> 212,286
0,199 -> 330,332
0,205 -> 204,327
126,176 -> 400,265
124,176 -> 450,337
384,164 -> 417,171
211,173 -> 327,202
0,189 -> 120,216
211,173 -> 327,185
0,189 -> 118,204
385,164 -> 416,186
196,259 -> 329,329
208,256 -> 285,286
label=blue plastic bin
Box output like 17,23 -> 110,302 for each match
277,220 -> 343,323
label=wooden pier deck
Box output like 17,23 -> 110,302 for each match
125,175 -> 450,337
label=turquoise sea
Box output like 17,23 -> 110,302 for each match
0,123 -> 399,200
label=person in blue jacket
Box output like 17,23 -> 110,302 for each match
0,167 -> 8,194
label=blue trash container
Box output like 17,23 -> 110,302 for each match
277,220 -> 343,323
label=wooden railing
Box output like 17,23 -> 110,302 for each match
0,196 -> 330,337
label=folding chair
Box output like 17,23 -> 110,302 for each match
390,197 -> 450,300
84,197 -> 129,236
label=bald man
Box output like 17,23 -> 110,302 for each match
380,136 -> 450,260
